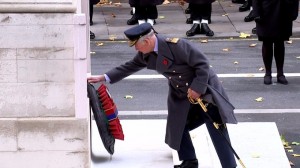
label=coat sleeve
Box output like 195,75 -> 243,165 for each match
172,39 -> 210,95
105,52 -> 147,84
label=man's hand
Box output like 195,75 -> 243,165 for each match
87,75 -> 105,83
187,88 -> 201,100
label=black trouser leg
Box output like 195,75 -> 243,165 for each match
177,127 -> 197,160
262,40 -> 274,76
274,40 -> 285,76
135,5 -> 158,20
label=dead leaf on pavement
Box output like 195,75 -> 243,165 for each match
178,0 -> 185,6
222,48 -> 230,52
222,14 -> 228,16
163,0 -> 170,4
96,42 -> 104,46
113,3 -> 121,6
158,16 -> 165,19
109,35 -> 117,41
249,43 -> 257,47
124,95 -> 133,99
239,32 -> 251,38
255,97 -> 263,102
291,154 -> 300,157
292,142 -> 300,146
286,40 -> 293,44
290,161 -> 295,166
201,39 -> 208,43
259,67 -> 264,71
246,74 -> 255,77
296,56 -> 300,59
90,51 -> 96,55
233,61 -> 239,64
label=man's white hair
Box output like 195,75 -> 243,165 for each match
138,29 -> 154,43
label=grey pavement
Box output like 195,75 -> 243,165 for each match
90,0 -> 300,41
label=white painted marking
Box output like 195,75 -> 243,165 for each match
124,73 -> 300,80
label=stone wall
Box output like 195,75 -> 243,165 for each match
0,1 -> 90,167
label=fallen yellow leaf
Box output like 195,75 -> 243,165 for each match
229,37 -> 234,40
296,56 -> 300,59
285,146 -> 292,149
288,149 -> 294,153
222,48 -> 230,52
292,142 -> 300,145
158,16 -> 165,19
249,43 -> 257,47
222,14 -> 228,16
124,95 -> 133,99
255,97 -> 263,102
233,61 -> 239,64
201,39 -> 208,43
239,32 -> 251,38
109,35 -> 117,41
259,67 -> 264,71
291,154 -> 300,157
163,0 -> 170,4
286,40 -> 293,44
96,42 -> 104,46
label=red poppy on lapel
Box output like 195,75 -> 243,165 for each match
163,59 -> 168,66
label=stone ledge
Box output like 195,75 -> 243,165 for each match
0,3 -> 76,13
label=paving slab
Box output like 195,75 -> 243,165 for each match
90,1 -> 300,40
91,120 -> 290,168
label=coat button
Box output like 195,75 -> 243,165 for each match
173,70 -> 176,73
176,85 -> 179,88
179,76 -> 181,78
186,83 -> 189,86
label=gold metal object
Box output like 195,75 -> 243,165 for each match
187,95 -> 246,168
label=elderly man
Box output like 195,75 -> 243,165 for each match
87,23 -> 237,168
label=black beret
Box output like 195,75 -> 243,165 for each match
124,23 -> 152,47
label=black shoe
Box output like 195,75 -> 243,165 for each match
264,75 -> 272,85
252,27 -> 256,34
277,75 -> 288,85
186,24 -> 201,37
200,23 -> 214,36
232,0 -> 245,4
244,10 -> 255,22
186,18 -> 192,24
90,31 -> 95,39
127,15 -> 138,25
239,1 -> 250,12
90,20 -> 93,26
174,159 -> 198,168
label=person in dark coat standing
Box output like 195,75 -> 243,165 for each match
128,0 -> 163,26
185,0 -> 215,37
252,0 -> 299,85
87,23 -> 238,168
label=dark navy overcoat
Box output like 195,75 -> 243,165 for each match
105,35 -> 237,150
